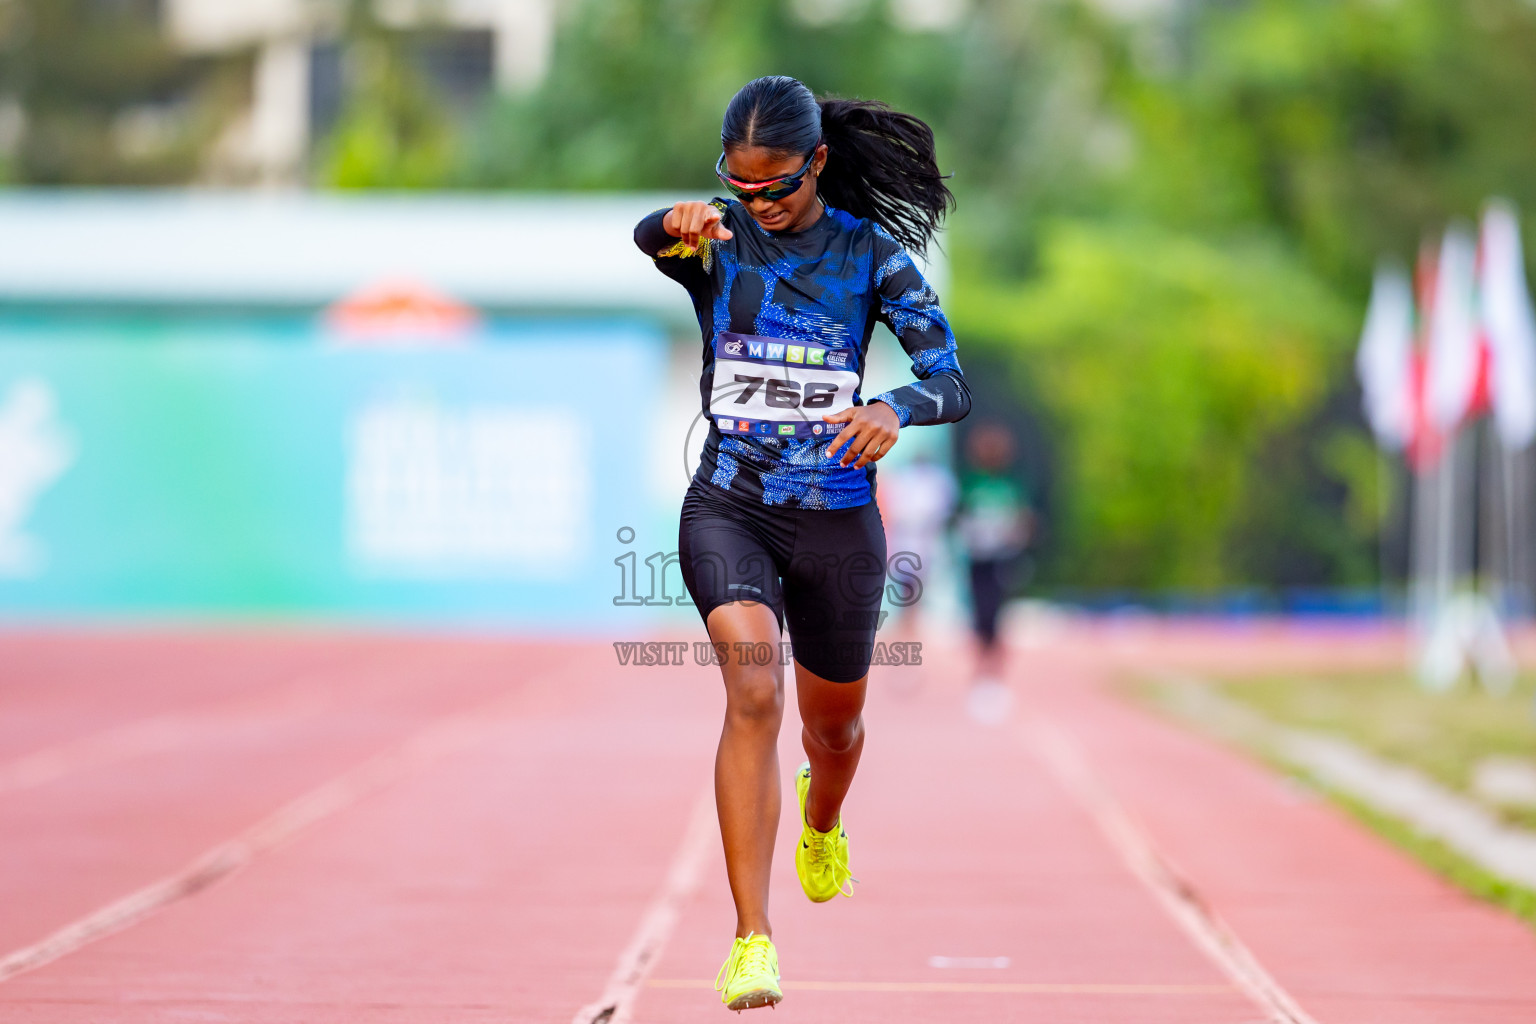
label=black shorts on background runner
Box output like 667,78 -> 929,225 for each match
678,479 -> 887,683
968,558 -> 1013,648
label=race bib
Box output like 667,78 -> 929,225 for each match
709,333 -> 859,439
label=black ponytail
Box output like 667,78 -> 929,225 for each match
721,77 -> 954,257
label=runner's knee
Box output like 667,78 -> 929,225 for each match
725,665 -> 784,725
805,712 -> 863,754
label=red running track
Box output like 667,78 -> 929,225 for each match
0,627 -> 1533,1022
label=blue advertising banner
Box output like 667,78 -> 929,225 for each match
0,316 -> 672,626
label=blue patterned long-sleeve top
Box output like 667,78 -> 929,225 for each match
634,198 -> 971,509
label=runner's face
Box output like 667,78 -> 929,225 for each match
723,144 -> 828,233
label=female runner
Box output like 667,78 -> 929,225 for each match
633,75 -> 970,1012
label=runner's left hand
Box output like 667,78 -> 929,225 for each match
825,402 -> 900,469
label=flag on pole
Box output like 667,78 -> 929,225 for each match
1357,262 -> 1415,450
1478,201 -> 1536,450
1400,242 -> 1444,469
1426,223 -> 1486,433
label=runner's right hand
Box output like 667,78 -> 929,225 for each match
664,201 -> 734,248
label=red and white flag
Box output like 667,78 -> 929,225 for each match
1426,223 -> 1486,433
1478,201 -> 1536,450
1356,262 -> 1415,450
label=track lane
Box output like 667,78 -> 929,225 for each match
1027,638 -> 1536,1023
632,659 -> 1255,1023
0,637 -> 576,954
7,629 -> 1536,1023
0,632 -> 377,759
0,640 -> 718,1022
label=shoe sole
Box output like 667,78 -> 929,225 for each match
726,988 -> 782,1011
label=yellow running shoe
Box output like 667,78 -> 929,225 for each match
714,932 -> 782,1011
793,761 -> 856,902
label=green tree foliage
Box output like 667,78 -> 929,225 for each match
979,0 -> 1536,589
0,0 -> 248,184
1091,0 -> 1536,284
960,221 -> 1349,588
317,1 -> 457,188
454,0 -> 963,191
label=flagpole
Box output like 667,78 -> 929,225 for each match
1412,440 -> 1452,688
1377,450 -> 1393,613
1439,432 -> 1455,609
1425,427 -> 1458,689
1480,419 -> 1499,608
1479,199 -> 1536,634
1510,442 -> 1531,618
1457,424 -> 1478,600
1410,458 -> 1424,623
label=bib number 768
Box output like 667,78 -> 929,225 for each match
733,374 -> 838,410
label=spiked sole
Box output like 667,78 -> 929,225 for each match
726,988 -> 782,1011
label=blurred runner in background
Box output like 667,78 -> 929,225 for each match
955,422 -> 1032,724
879,449 -> 956,686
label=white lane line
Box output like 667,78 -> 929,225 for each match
0,677 -> 546,985
928,955 -> 1011,969
647,978 -> 1234,995
1022,718 -> 1321,1024
572,788 -> 716,1024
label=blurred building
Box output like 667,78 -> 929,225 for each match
163,0 -> 558,184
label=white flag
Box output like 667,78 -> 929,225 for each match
1356,262 -> 1415,449
1479,201 -> 1536,449
1426,224 -> 1481,431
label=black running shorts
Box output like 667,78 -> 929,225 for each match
678,479 -> 887,683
